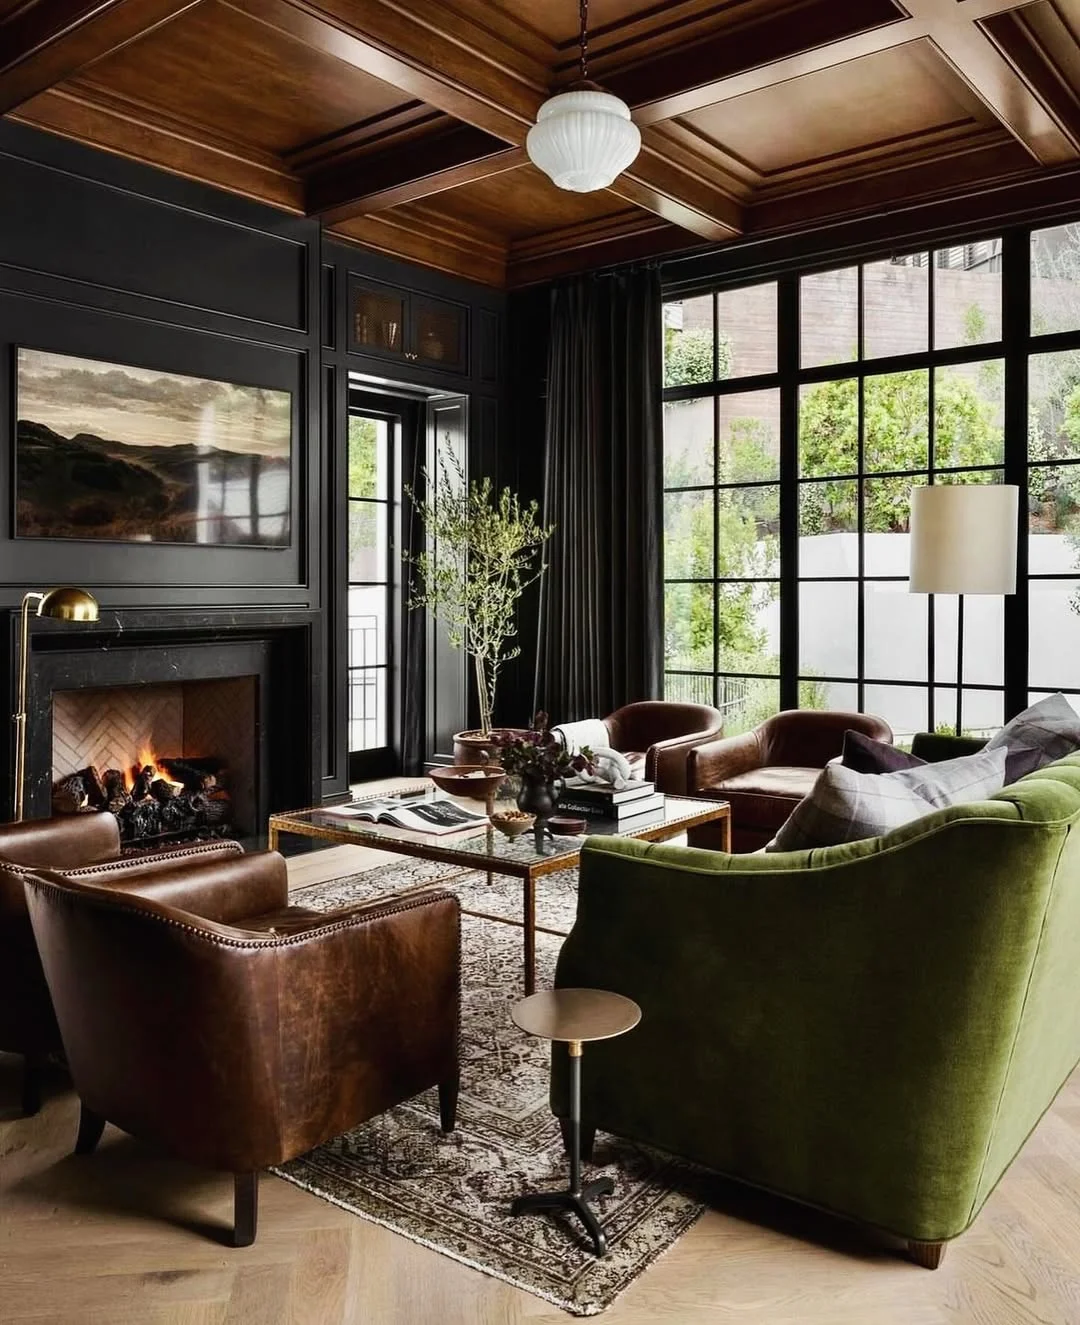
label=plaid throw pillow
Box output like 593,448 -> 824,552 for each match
841,729 -> 925,775
984,693 -> 1080,783
767,746 -> 1008,852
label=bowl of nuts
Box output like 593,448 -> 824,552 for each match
489,808 -> 536,839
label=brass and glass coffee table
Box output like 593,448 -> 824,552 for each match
269,790 -> 730,995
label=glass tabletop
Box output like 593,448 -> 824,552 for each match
271,785 -> 727,873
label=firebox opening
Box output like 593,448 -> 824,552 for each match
51,677 -> 257,850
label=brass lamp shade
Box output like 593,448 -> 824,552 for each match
36,586 -> 99,622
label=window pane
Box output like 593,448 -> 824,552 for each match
799,581 -> 857,676
934,594 -> 1003,686
863,474 -> 924,575
349,668 -> 386,751
799,378 -> 857,477
716,281 -> 777,377
864,254 -> 928,359
801,267 -> 858,368
799,480 -> 858,575
664,397 -> 713,488
865,582 -> 927,682
934,361 -> 1004,468
348,415 -> 387,499
1031,223 -> 1080,337
665,582 -> 713,671
1029,464 -> 1080,572
719,677 -> 780,736
348,585 -> 386,667
934,688 -> 1004,741
719,486 -> 780,572
1029,580 -> 1080,689
864,369 -> 928,473
663,295 -> 714,387
717,581 -> 779,674
934,240 -> 1002,348
1029,349 -> 1080,462
718,390 -> 780,483
665,673 -> 713,705
804,680 -> 858,713
348,501 -> 387,581
664,491 -> 713,579
864,684 -> 928,745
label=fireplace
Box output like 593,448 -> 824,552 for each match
52,678 -> 257,846
16,615 -> 320,848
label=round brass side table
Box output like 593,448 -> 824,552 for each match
510,987 -> 641,1256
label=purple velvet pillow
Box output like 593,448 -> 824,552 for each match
841,729 -> 926,776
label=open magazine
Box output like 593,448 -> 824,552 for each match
322,795 -> 487,835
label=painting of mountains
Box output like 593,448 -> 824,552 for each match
16,349 -> 292,546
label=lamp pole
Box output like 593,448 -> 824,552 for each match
13,591 -> 45,822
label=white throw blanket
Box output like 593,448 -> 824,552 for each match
551,718 -> 610,755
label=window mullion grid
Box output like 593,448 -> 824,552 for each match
712,387 -> 721,710
927,269 -> 937,732
1003,228 -> 1030,721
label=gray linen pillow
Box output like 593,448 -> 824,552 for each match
984,693 -> 1080,783
767,746 -> 1008,852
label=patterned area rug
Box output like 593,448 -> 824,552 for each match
274,858 -> 707,1316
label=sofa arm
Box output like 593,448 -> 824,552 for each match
552,828 -> 1058,1244
686,730 -> 761,789
645,728 -> 723,796
61,846 -> 285,925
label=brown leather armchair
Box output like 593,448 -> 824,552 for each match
0,810 -> 242,1114
23,849 -> 461,1246
688,710 -> 894,852
603,701 -> 724,794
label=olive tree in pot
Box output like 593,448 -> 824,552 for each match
408,445 -> 553,763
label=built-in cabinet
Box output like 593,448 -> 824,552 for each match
348,275 -> 469,376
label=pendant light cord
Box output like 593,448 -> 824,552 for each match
579,0 -> 589,81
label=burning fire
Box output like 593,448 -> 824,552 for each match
128,747 -> 184,795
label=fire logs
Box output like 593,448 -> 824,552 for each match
51,753 -> 233,846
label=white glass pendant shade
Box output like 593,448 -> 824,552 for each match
526,89 -> 641,192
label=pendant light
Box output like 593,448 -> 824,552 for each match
526,0 -> 641,193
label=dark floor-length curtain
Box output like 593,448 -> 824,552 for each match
534,267 -> 664,721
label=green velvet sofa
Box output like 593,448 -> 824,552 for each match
552,752 -> 1080,1268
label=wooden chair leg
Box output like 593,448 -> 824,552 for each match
21,1053 -> 43,1116
74,1103 -> 106,1156
559,1117 -> 597,1163
907,1239 -> 947,1269
233,1172 -> 259,1247
438,1075 -> 459,1133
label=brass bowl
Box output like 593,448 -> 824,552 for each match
428,765 -> 506,802
489,809 -> 536,839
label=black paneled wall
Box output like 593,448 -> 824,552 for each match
0,122 -> 506,819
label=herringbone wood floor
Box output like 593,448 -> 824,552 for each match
2,838 -> 1079,1324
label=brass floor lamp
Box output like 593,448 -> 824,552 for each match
13,587 -> 99,821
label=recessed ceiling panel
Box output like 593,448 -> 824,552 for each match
75,0 -> 414,156
434,163 -> 630,240
680,42 -> 995,177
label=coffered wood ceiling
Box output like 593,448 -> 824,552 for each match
5,0 -> 1080,287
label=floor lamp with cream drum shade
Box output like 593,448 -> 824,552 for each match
909,484 -> 1018,737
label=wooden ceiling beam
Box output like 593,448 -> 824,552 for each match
309,125 -> 526,223
612,132 -> 744,241
0,0 -> 203,113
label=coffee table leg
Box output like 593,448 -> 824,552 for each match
722,811 -> 731,854
523,874 -> 536,995
268,824 -> 278,851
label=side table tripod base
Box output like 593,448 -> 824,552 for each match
511,1176 -> 615,1257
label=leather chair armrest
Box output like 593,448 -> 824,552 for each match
0,811 -> 121,871
59,846 -> 286,926
687,730 -> 762,790
645,728 -> 724,796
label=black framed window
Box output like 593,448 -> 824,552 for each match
662,225 -> 1080,740
347,407 -> 394,774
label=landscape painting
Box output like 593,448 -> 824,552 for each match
15,348 -> 292,547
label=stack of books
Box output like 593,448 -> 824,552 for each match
558,778 -> 665,825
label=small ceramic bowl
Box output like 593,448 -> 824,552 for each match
548,815 -> 588,836
429,765 -> 506,802
489,809 -> 536,839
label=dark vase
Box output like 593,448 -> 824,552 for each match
516,774 -> 562,823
